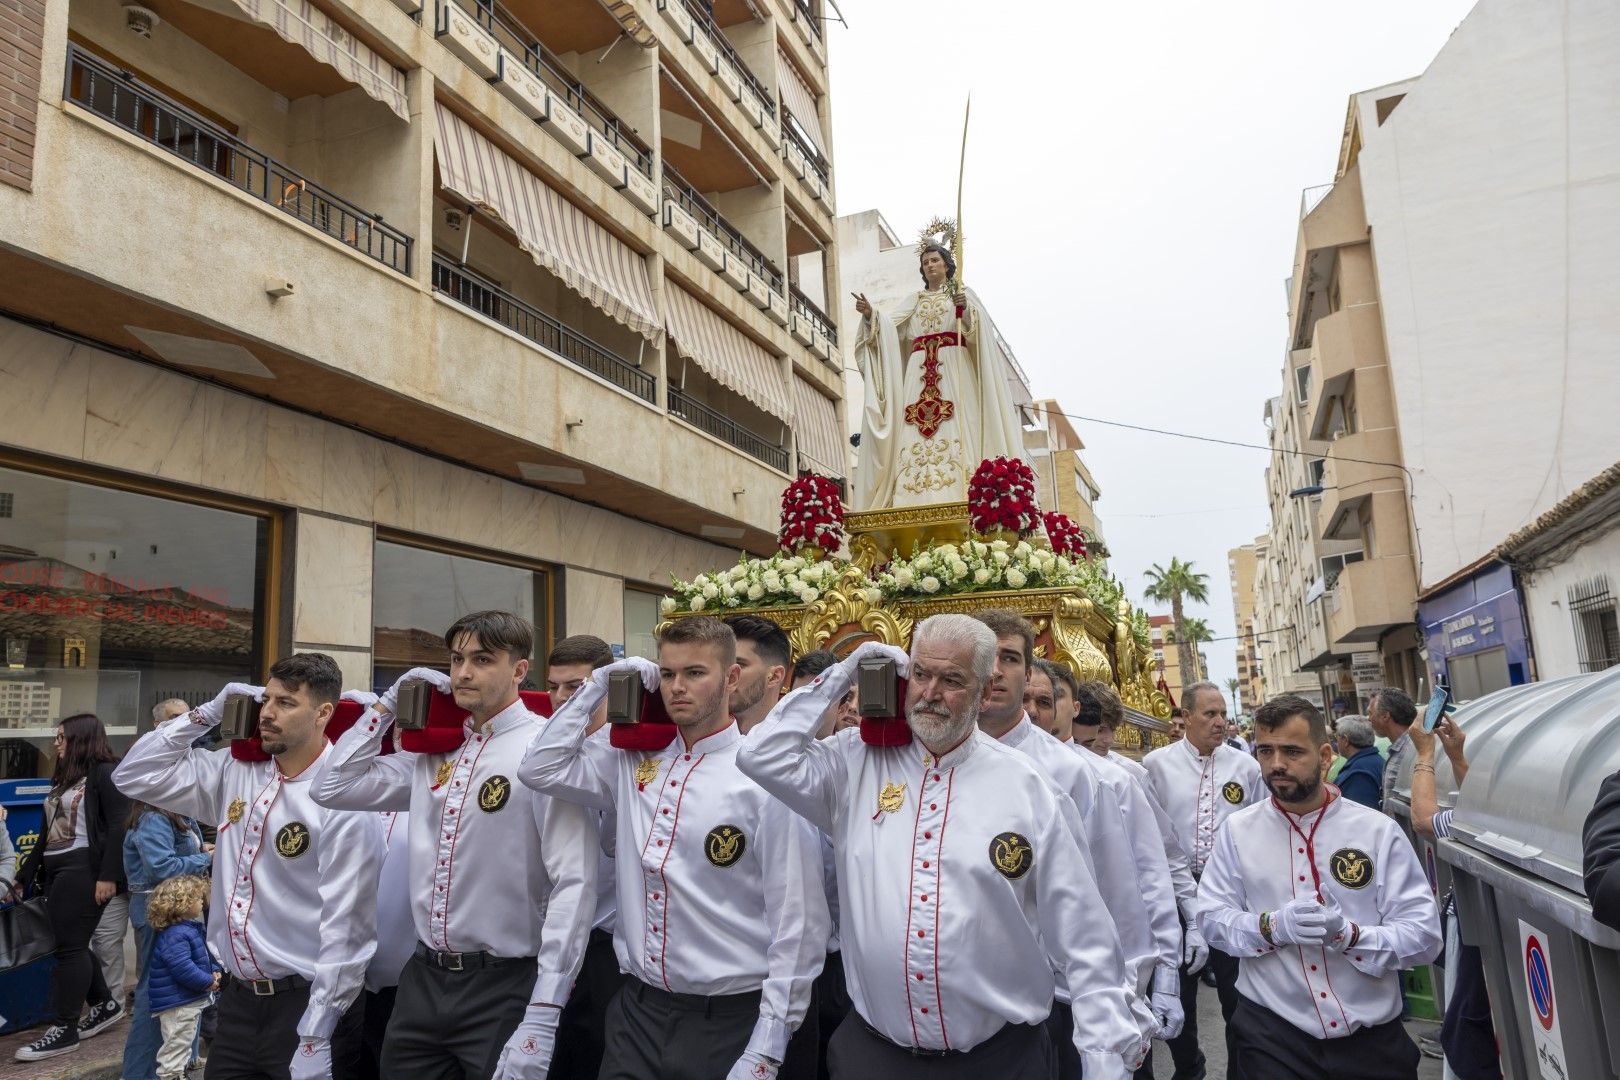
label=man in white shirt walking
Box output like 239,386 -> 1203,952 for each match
1197,694 -> 1441,1078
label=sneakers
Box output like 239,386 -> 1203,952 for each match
78,997 -> 124,1039
13,1023 -> 79,1062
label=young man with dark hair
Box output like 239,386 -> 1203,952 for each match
725,615 -> 792,735
1142,679 -> 1264,1079
313,611 -> 596,1080
543,634 -> 623,1080
520,615 -> 828,1080
1032,658 -> 1078,742
1198,695 -> 1441,1078
115,653 -> 383,1080
1369,687 -> 1417,810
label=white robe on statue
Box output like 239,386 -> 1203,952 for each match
852,284 -> 1027,510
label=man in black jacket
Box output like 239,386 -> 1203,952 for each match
1583,771 -> 1620,931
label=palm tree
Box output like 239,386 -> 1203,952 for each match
1225,676 -> 1241,716
1144,558 -> 1210,686
1165,617 -> 1215,680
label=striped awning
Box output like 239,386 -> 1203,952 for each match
777,50 -> 826,158
433,104 -> 661,341
792,375 -> 844,478
219,0 -> 408,121
665,285 -> 788,422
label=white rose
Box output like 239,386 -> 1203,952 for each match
938,543 -> 959,558
801,587 -> 820,602
1006,568 -> 1027,588
948,558 -> 968,578
689,596 -> 706,612
920,575 -> 941,594
895,567 -> 916,588
747,584 -> 765,601
974,568 -> 991,585
863,588 -> 883,604
993,551 -> 1010,566
914,553 -> 933,572
970,541 -> 989,558
660,597 -> 677,615
763,571 -> 782,591
701,582 -> 719,599
1014,541 -> 1033,557
990,539 -> 1010,553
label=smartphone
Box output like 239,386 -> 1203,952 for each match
219,694 -> 261,742
1421,681 -> 1452,732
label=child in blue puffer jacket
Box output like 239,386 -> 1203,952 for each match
146,875 -> 219,1080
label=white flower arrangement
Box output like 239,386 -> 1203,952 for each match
875,539 -> 1121,601
668,553 -> 875,613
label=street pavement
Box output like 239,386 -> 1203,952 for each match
1151,979 -> 1445,1079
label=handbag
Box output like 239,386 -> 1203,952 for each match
0,895 -> 54,972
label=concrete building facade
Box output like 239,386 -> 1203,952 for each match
1227,541 -> 1263,714
0,0 -> 846,777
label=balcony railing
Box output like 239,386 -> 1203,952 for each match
1301,182 -> 1333,218
795,0 -> 823,40
462,0 -> 654,177
782,121 -> 830,189
790,285 -> 836,347
668,385 -> 788,471
65,45 -> 411,274
663,167 -> 783,293
681,0 -> 775,120
433,256 -> 656,403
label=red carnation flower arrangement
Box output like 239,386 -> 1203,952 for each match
968,456 -> 1040,536
1042,512 -> 1088,560
778,474 -> 845,554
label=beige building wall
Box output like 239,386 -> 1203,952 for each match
1227,542 -> 1263,713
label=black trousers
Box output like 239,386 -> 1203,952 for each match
553,929 -> 626,1080
381,951 -> 534,1080
43,851 -> 112,1024
356,985 -> 397,1080
1228,995 -> 1419,1080
827,1012 -> 1054,1080
205,979 -> 364,1080
1166,944 -> 1241,1080
1044,1001 -> 1082,1080
598,978 -> 766,1080
814,952 -> 851,1080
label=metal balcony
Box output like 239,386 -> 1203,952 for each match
663,167 -> 784,294
681,0 -> 776,120
789,286 -> 836,347
64,45 -> 412,274
667,385 -> 788,471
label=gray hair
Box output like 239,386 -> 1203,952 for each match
1336,714 -> 1375,749
152,698 -> 190,724
1182,681 -> 1224,713
911,614 -> 995,686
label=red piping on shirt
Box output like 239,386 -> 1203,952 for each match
434,735 -> 490,951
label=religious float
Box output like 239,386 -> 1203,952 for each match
660,220 -> 1174,753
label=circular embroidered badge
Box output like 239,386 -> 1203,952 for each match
478,775 -> 511,813
275,821 -> 310,859
705,824 -> 747,867
1222,781 -> 1245,805
989,831 -> 1034,879
1331,847 -> 1374,889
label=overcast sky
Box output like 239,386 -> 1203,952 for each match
827,0 -> 1477,702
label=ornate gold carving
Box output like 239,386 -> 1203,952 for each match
1047,595 -> 1114,687
789,564 -> 914,657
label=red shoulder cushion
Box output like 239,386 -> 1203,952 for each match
608,684 -> 677,751
860,675 -> 913,746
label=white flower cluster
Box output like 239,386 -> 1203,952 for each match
664,553 -> 876,613
875,539 -> 1086,598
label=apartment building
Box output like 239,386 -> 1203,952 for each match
1256,0 -> 1620,706
0,0 -> 846,774
1227,541 -> 1262,713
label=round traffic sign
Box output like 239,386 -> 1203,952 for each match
1525,935 -> 1554,1031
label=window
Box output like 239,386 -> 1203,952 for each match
371,538 -> 550,691
1570,576 -> 1619,673
1320,551 -> 1365,588
1295,364 -> 1312,403
0,463 -> 272,776
623,587 -> 662,661
1308,459 -> 1326,486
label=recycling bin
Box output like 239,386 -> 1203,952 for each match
0,777 -> 55,1034
1434,666 -> 1620,1080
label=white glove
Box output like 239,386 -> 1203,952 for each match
491,1004 -> 560,1079
1319,893 -> 1351,949
724,1050 -> 779,1080
341,689 -> 379,708
288,1037 -> 331,1080
1151,964 -> 1184,1039
1182,922 -> 1209,974
834,641 -> 911,687
588,656 -> 661,694
197,682 -> 264,726
380,667 -> 452,713
1269,896 -> 1328,947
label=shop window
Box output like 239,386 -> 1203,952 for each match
623,588 -> 662,661
370,538 -> 550,691
0,463 -> 271,776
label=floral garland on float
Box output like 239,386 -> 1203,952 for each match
1042,511 -> 1088,560
967,456 -> 1040,537
663,554 -> 880,615
778,473 -> 846,557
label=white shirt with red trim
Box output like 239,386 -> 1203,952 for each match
312,698 -> 597,1007
113,713 -> 382,1040
1142,738 -> 1263,877
519,696 -> 828,1064
736,676 -> 1146,1079
1085,747 -> 1200,918
1196,793 -> 1442,1038
366,811 -> 414,991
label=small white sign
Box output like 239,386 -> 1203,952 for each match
1518,918 -> 1568,1080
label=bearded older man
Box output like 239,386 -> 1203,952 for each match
736,615 -> 1149,1080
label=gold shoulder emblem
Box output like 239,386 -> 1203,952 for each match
1331,847 -> 1374,889
275,821 -> 310,859
989,831 -> 1034,880
705,824 -> 747,868
433,760 -> 454,788
634,758 -> 660,788
877,781 -> 906,815
226,797 -> 245,826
